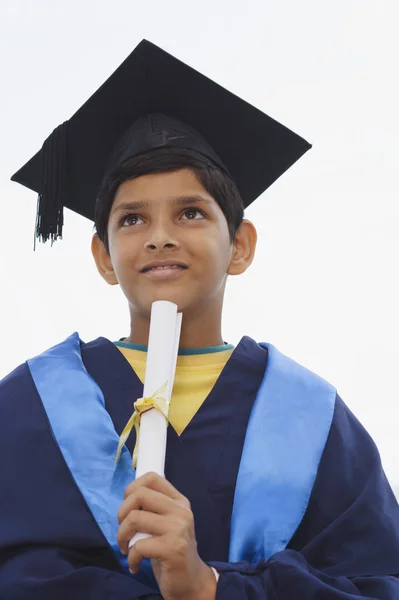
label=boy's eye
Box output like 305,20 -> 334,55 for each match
120,213 -> 144,227
181,207 -> 205,220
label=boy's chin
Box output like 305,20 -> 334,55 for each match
132,291 -> 192,314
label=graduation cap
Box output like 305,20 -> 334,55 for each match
11,40 -> 311,244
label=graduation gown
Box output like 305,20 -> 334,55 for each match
0,334 -> 398,599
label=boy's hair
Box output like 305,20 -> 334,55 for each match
95,147 -> 244,253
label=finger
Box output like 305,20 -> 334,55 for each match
127,540 -> 145,574
128,536 -> 165,574
117,510 -> 167,555
124,472 -> 187,504
118,486 -> 179,524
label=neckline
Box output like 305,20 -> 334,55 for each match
114,340 -> 235,356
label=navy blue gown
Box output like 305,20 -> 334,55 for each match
0,336 -> 398,599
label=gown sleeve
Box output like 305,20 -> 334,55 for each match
0,547 -> 162,600
0,364 -> 161,599
209,396 -> 399,599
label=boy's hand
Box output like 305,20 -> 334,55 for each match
117,472 -> 217,600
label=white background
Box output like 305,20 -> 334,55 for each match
0,0 -> 398,495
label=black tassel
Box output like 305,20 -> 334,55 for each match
35,121 -> 68,245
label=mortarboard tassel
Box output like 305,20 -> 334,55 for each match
35,121 -> 68,245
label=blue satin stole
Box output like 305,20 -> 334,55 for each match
27,332 -> 336,570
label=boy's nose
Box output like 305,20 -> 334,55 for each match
144,230 -> 179,252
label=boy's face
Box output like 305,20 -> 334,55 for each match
92,168 -> 255,318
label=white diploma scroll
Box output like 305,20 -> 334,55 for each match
129,300 -> 182,549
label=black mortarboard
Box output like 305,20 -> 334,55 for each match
11,40 -> 311,243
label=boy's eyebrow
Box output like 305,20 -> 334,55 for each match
175,195 -> 213,207
112,195 -> 213,214
112,200 -> 147,214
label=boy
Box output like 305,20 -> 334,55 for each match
1,40 -> 398,599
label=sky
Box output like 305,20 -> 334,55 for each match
0,0 -> 398,493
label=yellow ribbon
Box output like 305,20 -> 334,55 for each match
115,381 -> 169,469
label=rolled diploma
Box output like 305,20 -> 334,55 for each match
129,300 -> 182,549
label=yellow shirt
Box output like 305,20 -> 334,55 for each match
116,343 -> 234,435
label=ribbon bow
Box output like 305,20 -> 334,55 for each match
115,381 -> 169,469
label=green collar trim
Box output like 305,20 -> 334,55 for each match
114,340 -> 234,355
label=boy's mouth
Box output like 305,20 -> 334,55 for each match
139,260 -> 188,276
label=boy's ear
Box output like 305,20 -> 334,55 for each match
91,234 -> 118,285
227,219 -> 257,276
